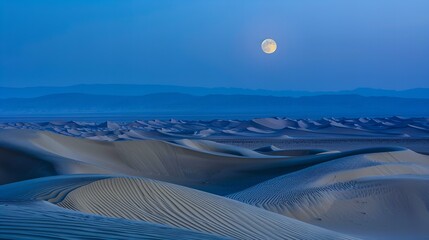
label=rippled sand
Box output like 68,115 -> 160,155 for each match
1,127 -> 428,239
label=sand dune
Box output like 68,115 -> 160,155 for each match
228,149 -> 429,239
0,129 -> 401,195
0,175 -> 355,240
1,127 -> 428,239
1,116 -> 428,140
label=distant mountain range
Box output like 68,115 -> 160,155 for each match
1,84 -> 429,98
1,93 -> 428,118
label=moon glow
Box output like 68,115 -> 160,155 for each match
261,39 -> 277,54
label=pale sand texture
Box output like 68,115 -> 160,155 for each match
0,129 -> 402,195
0,201 -> 228,240
0,175 -> 355,240
228,149 -> 429,239
0,128 -> 428,239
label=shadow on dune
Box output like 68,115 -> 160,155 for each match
0,129 -> 405,195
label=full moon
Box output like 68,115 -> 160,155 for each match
261,39 -> 277,54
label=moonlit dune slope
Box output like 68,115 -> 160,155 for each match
0,202 -> 227,240
1,127 -> 427,239
228,149 -> 429,239
0,175 -> 356,240
0,129 -> 401,194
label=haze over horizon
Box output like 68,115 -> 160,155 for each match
1,83 -> 429,92
1,0 -> 429,90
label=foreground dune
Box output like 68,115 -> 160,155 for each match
0,201 -> 227,240
0,175 -> 355,240
228,149 -> 429,239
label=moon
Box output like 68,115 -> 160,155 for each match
261,39 -> 277,54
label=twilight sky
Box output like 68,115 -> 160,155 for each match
1,0 -> 428,90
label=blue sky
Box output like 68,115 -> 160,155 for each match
1,0 -> 428,90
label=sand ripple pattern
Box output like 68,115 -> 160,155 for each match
228,149 -> 429,239
0,201 -> 226,240
56,177 -> 356,240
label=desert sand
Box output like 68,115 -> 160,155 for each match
1,117 -> 428,141
0,118 -> 428,239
